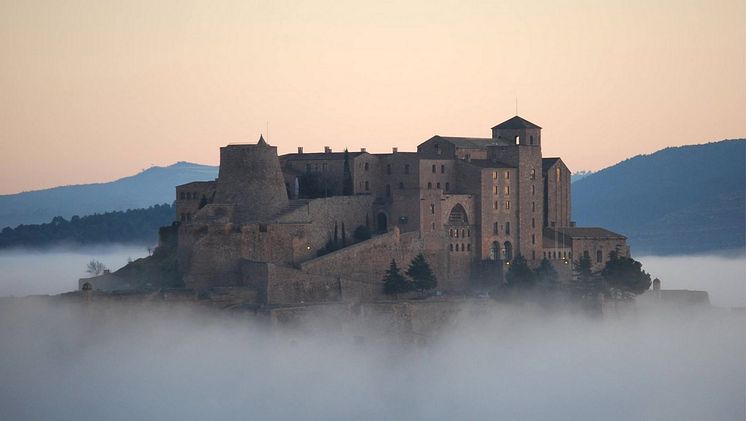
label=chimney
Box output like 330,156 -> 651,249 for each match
324,146 -> 332,154
360,147 -> 367,153
297,147 -> 303,154
392,147 -> 398,153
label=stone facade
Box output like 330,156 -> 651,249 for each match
171,115 -> 628,303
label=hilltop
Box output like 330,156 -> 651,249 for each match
572,139 -> 745,255
0,162 -> 218,229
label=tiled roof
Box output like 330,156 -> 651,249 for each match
465,159 -> 516,169
545,227 -> 626,241
492,116 -> 542,130
542,157 -> 561,173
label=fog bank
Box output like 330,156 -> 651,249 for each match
0,245 -> 147,297
638,253 -> 746,308
0,300 -> 743,420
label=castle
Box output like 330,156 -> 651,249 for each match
172,116 -> 628,305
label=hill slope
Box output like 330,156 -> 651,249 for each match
0,162 -> 218,229
572,139 -> 745,255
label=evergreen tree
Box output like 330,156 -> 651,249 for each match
406,253 -> 437,293
342,148 -> 354,195
535,258 -> 559,293
505,255 -> 535,291
601,251 -> 652,301
571,255 -> 603,300
382,259 -> 411,296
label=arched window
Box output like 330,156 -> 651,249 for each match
504,241 -> 513,261
447,204 -> 469,225
449,244 -> 454,251
515,136 -> 520,145
530,169 -> 536,180
490,241 -> 500,260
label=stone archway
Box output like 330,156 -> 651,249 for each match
376,212 -> 388,234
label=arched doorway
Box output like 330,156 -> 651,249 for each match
503,241 -> 513,261
376,212 -> 388,233
490,241 -> 501,260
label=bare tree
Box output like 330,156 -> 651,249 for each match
86,260 -> 106,276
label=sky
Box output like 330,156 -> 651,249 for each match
0,0 -> 744,194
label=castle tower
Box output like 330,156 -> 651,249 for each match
213,135 -> 289,223
488,116 -> 544,264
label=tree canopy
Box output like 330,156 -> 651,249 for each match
0,204 -> 174,249
406,254 -> 437,293
505,255 -> 536,291
382,259 -> 412,296
601,251 -> 652,300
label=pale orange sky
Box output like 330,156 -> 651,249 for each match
0,0 -> 744,194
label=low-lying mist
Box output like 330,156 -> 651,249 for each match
0,299 -> 743,420
0,245 -> 147,297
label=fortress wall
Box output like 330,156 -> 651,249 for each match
184,227 -> 243,290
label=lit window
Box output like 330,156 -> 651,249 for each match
493,186 -> 498,195
505,201 -> 510,210
505,171 -> 510,179
492,171 -> 497,180
504,185 -> 510,195
530,168 -> 536,180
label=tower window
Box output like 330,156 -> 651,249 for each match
436,182 -> 441,189
430,204 -> 435,214
505,171 -> 510,180
386,164 -> 391,175
530,169 -> 536,180
441,164 -> 445,174
531,217 -> 535,228
364,162 -> 369,171
492,171 -> 497,180
445,182 -> 450,191
530,135 -> 534,145
532,185 -> 535,195
505,201 -> 510,210
505,222 -> 510,235
531,234 -> 535,245
364,181 -> 369,191
493,186 -> 498,195
504,185 -> 510,195
435,144 -> 441,155
515,136 -> 520,145
493,222 -> 498,234
493,201 -> 498,210
428,182 -> 432,189
432,164 -> 436,173
404,164 -> 410,174
532,202 -> 536,212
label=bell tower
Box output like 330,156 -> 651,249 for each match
491,115 -> 542,148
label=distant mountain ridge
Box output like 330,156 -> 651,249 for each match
0,162 -> 218,229
572,139 -> 745,255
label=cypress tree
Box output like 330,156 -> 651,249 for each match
383,259 -> 411,297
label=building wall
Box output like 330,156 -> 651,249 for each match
478,167 -> 519,262
175,181 -> 216,222
571,237 -> 630,273
544,159 -> 571,228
